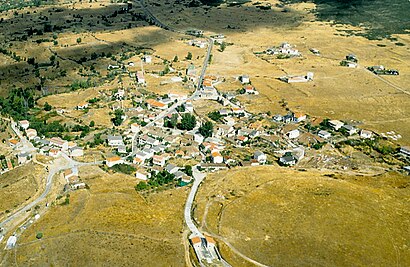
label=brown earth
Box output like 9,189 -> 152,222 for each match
195,166 -> 410,266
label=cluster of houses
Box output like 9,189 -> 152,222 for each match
266,42 -> 301,58
188,39 -> 208,48
280,72 -> 314,83
10,120 -> 84,159
340,54 -> 358,68
63,166 -> 86,190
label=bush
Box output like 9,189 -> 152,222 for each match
44,102 -> 52,111
111,164 -> 136,175
36,232 -> 43,239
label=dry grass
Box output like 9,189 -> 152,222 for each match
1,165 -> 188,266
0,163 -> 45,221
196,166 -> 410,266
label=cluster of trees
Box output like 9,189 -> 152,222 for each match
0,88 -> 35,119
70,79 -> 98,91
198,121 -> 213,138
208,111 -> 223,122
88,133 -> 104,148
111,109 -> 124,126
111,164 -> 136,175
164,114 -> 178,128
135,170 -> 176,191
338,138 -> 398,156
178,113 -> 196,130
163,113 -> 197,131
0,48 -> 21,62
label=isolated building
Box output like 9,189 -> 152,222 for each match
318,130 -> 331,139
254,151 -> 267,164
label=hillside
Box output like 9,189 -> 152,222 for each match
0,165 -> 188,266
195,166 -> 410,266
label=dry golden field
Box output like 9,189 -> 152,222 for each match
144,0 -> 410,145
195,166 -> 410,266
0,163 -> 45,221
0,165 -> 188,266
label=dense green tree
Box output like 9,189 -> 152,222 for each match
178,113 -> 196,130
111,109 -> 124,126
199,121 -> 213,138
186,52 -> 192,60
164,114 -> 178,128
44,102 -> 52,111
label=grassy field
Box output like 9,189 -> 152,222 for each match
0,163 -> 45,221
195,166 -> 410,266
1,165 -> 188,266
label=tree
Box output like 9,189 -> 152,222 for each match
186,52 -> 192,60
184,165 -> 193,176
178,113 -> 196,130
199,121 -> 213,138
89,120 -> 95,127
164,114 -> 178,128
36,232 -> 43,239
219,42 -> 226,52
111,109 -> 124,126
135,181 -> 148,191
173,55 -> 179,62
27,57 -> 35,65
44,102 -> 52,111
208,111 -> 222,121
49,55 -> 56,62
76,37 -> 82,44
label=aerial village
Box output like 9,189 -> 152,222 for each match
1,33 -> 410,195
3,36 -> 409,199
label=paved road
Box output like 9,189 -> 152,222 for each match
184,166 -> 206,238
127,0 -> 214,158
1,118 -> 102,237
0,153 -> 101,236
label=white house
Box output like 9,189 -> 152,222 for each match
165,163 -> 179,174
342,125 -> 357,135
294,113 -> 306,122
69,146 -> 84,157
50,137 -> 69,150
107,135 -> 124,147
329,120 -> 344,131
211,151 -> 223,164
282,72 -> 313,83
17,152 -> 31,165
136,71 -> 145,85
318,130 -> 331,139
143,55 -> 152,63
400,146 -> 410,157
360,130 -> 373,139
25,128 -> 37,140
254,151 -> 267,164
194,133 -> 204,144
136,169 -> 151,180
49,148 -> 61,157
279,155 -> 297,166
18,120 -> 30,130
185,101 -> 194,113
6,236 -> 17,249
240,75 -> 250,84
106,156 -> 124,167
117,145 -> 127,154
153,155 -> 166,167
287,129 -> 300,139
77,102 -> 89,110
